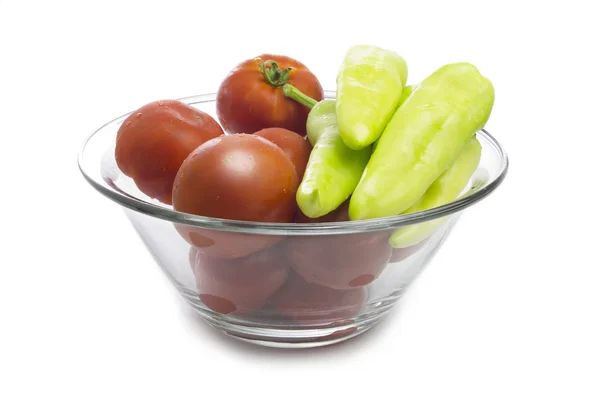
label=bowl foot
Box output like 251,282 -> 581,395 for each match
213,322 -> 373,348
182,294 -> 395,348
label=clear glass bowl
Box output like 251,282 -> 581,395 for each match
78,92 -> 509,348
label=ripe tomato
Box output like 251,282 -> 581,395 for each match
286,201 -> 393,290
173,134 -> 299,222
268,271 -> 366,323
115,100 -> 223,204
216,54 -> 323,136
253,127 -> 312,180
173,134 -> 299,259
175,224 -> 282,260
189,245 -> 291,315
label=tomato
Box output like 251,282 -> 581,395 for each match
173,134 -> 298,222
115,99 -> 223,204
216,54 -> 324,136
286,201 -> 393,290
189,245 -> 291,315
253,127 -> 312,180
173,134 -> 299,259
175,224 -> 283,260
268,271 -> 367,323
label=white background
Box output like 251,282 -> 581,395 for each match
1,1 -> 599,399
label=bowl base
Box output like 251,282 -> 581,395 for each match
182,292 -> 397,348
209,320 -> 374,349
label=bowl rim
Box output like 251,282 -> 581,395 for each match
77,91 -> 509,236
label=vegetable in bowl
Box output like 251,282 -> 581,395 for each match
79,45 -> 508,347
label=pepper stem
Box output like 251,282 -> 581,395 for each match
255,58 -> 295,88
283,84 -> 318,109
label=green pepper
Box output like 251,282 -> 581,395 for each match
336,45 -> 408,150
349,62 -> 494,221
283,85 -> 371,218
371,84 -> 414,155
389,136 -> 482,248
398,84 -> 415,105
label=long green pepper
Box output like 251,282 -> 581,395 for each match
372,84 -> 414,154
389,136 -> 482,248
283,85 -> 371,218
336,45 -> 408,150
349,62 -> 495,221
398,83 -> 415,105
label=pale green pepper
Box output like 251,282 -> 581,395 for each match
336,45 -> 408,150
389,136 -> 482,248
398,84 -> 415,105
283,85 -> 371,218
372,84 -> 414,154
349,62 -> 494,221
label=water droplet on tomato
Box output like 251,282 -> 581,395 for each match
136,113 -> 142,118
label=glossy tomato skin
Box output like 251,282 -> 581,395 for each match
189,245 -> 291,315
253,127 -> 312,180
286,201 -> 393,290
268,271 -> 367,323
216,54 -> 324,136
115,100 -> 223,204
173,134 -> 298,223
173,134 -> 299,259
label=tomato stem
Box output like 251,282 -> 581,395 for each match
282,84 -> 318,109
255,58 -> 295,88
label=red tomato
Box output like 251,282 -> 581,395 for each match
216,54 -> 323,136
173,134 -> 299,259
286,201 -> 393,290
268,271 -> 367,323
175,224 -> 282,260
189,245 -> 291,315
253,127 -> 312,180
173,134 -> 298,222
115,99 -> 223,204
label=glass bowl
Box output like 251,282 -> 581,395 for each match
78,91 -> 509,348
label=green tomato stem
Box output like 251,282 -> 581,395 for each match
283,84 -> 318,109
255,58 -> 295,88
